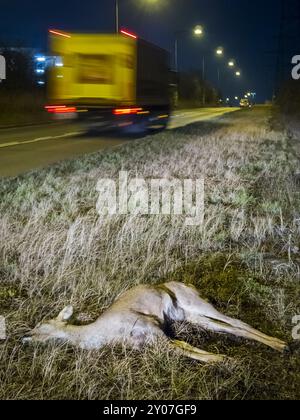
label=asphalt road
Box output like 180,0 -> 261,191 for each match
0,107 -> 238,178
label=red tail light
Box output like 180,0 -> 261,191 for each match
113,107 -> 143,116
45,105 -> 77,114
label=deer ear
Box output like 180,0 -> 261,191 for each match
56,306 -> 74,322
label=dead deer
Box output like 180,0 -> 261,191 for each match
23,282 -> 288,363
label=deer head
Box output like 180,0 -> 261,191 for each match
23,306 -> 74,345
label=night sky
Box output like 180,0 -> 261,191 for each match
1,0 -> 283,102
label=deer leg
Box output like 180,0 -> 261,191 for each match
170,339 -> 226,363
165,282 -> 287,353
208,312 -> 287,349
129,314 -> 226,363
186,313 -> 287,353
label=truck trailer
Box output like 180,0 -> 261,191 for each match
46,30 -> 173,133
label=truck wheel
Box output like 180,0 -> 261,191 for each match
121,118 -> 149,136
149,115 -> 170,133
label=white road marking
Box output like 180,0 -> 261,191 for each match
0,131 -> 83,149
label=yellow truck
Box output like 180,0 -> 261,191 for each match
46,29 -> 172,132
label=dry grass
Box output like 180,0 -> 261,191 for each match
0,106 -> 299,400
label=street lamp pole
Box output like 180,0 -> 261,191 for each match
174,26 -> 203,72
215,47 -> 223,99
202,56 -> 206,106
115,0 -> 119,33
175,38 -> 179,72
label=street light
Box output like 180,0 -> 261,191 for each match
174,25 -> 204,72
228,59 -> 235,67
216,46 -> 224,56
215,47 -> 224,90
115,0 -> 160,33
194,25 -> 204,36
235,70 -> 241,77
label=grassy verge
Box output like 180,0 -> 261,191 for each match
0,106 -> 299,400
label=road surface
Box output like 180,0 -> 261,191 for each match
0,107 -> 238,178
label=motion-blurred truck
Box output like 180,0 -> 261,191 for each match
46,30 -> 173,133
